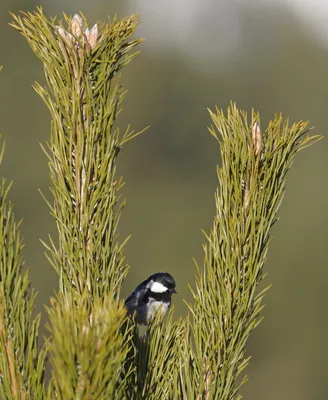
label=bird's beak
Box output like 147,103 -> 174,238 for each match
172,288 -> 177,294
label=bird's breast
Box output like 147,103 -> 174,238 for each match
147,300 -> 170,321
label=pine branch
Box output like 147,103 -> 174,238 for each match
46,293 -> 132,399
126,310 -> 185,399
10,9 -> 145,397
0,132 -> 46,399
10,9 -> 144,300
184,103 -> 321,399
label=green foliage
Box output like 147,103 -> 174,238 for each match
46,293 -> 131,399
0,135 -> 46,399
10,8 -> 144,300
126,310 -> 186,399
10,9 -> 145,398
183,105 -> 321,399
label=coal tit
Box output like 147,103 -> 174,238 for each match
125,272 -> 177,325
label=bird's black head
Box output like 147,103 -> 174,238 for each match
144,272 -> 177,304
147,272 -> 177,295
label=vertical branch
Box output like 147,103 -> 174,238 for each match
11,9 -> 145,397
0,134 -> 46,399
11,9 -> 144,301
184,103 -> 321,399
127,311 -> 185,399
46,293 -> 132,399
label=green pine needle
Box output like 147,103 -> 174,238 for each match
0,135 -> 46,399
46,293 -> 132,399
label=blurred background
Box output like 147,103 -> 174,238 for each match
0,0 -> 327,398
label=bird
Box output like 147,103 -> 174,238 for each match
125,272 -> 177,325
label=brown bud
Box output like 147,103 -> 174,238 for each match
56,26 -> 73,48
71,14 -> 84,38
86,24 -> 99,50
252,122 -> 262,158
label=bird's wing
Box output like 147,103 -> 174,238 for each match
125,290 -> 136,306
125,278 -> 151,306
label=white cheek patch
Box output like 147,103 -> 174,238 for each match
150,281 -> 168,293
